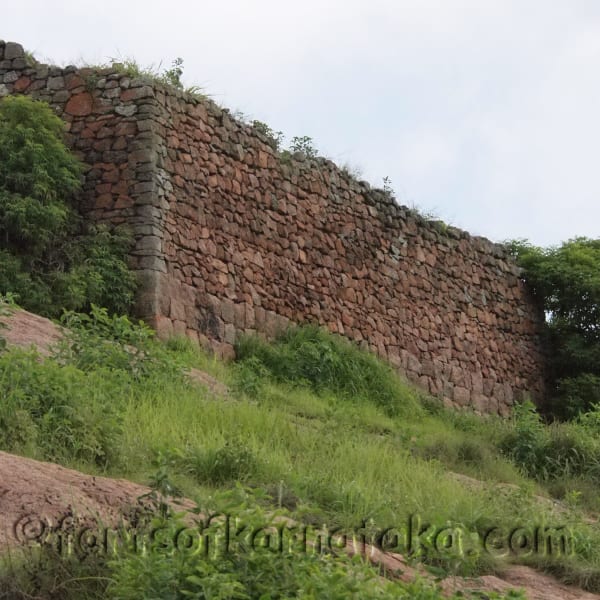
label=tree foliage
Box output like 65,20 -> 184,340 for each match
0,95 -> 137,317
0,95 -> 81,255
511,237 -> 600,417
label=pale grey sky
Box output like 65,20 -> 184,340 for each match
5,1 -> 600,246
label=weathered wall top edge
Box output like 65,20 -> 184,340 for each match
1,39 -> 516,266
156,91 -> 516,267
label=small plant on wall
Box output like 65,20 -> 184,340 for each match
106,55 -> 205,97
288,135 -> 318,159
252,120 -> 285,151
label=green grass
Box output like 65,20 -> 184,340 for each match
78,55 -> 207,99
0,319 -> 598,598
234,325 -> 425,418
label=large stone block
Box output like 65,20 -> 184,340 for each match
65,92 -> 93,116
4,42 -> 24,60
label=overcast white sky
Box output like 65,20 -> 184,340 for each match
5,1 -> 600,246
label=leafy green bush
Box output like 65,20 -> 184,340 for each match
500,400 -> 600,483
0,348 -> 124,466
577,403 -> 600,431
55,305 -> 184,381
556,374 -> 600,419
288,135 -> 318,158
235,325 -> 423,417
231,356 -> 270,398
251,120 -> 284,151
499,400 -> 548,477
510,237 -> 600,417
0,96 -> 82,232
0,95 -> 137,317
53,223 -> 137,315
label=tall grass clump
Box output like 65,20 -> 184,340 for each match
499,400 -> 600,489
235,325 -> 423,417
0,348 -> 125,466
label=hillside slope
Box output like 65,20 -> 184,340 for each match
0,449 -> 597,600
2,306 -> 600,599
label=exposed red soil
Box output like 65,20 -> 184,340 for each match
0,307 -> 64,356
442,566 -> 600,600
0,451 -> 154,550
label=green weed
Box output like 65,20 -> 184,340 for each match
0,319 -> 598,596
235,325 -> 424,417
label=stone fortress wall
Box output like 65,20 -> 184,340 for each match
0,40 -> 547,415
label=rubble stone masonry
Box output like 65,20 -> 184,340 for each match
0,40 -> 547,414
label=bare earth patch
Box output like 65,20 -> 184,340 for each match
442,567 -> 600,600
0,307 -> 64,356
188,367 -> 229,396
0,451 -> 153,550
